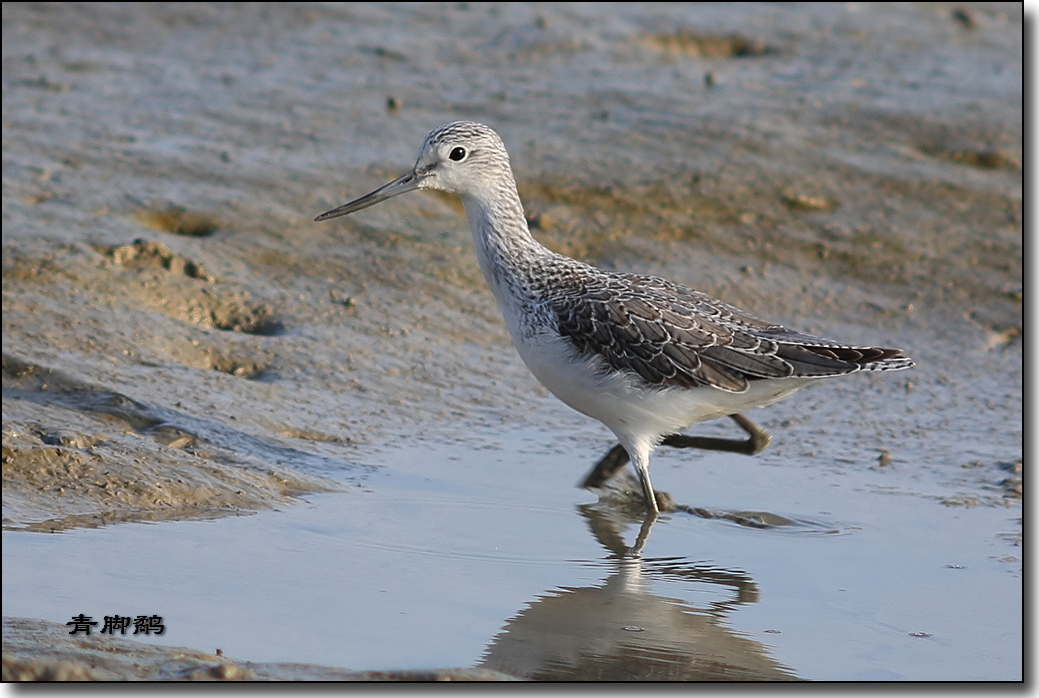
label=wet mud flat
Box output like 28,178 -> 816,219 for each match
2,2 -> 1021,681
1,617 -> 514,681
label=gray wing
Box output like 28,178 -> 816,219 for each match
552,270 -> 912,394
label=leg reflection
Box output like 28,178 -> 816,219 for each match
627,513 -> 657,558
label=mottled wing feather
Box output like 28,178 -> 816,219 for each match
700,343 -> 795,377
550,264 -> 913,393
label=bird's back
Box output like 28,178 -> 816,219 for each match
537,257 -> 913,395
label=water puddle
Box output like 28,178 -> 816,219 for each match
1,428 -> 1021,680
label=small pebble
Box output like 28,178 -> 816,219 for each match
951,7 -> 976,29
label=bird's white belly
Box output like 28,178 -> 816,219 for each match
509,325 -> 814,447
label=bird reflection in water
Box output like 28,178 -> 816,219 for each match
478,503 -> 801,681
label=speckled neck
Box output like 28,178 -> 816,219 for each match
458,174 -> 556,309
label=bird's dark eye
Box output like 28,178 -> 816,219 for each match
449,146 -> 467,162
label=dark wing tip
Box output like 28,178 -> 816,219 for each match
802,345 -> 914,372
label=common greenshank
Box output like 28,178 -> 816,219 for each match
316,121 -> 914,518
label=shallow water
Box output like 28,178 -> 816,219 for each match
2,428 -> 1021,680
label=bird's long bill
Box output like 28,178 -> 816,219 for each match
314,170 -> 420,221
